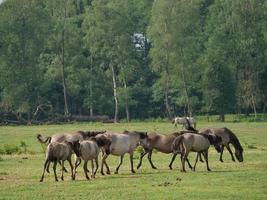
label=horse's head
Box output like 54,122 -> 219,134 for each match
203,133 -> 222,153
235,147 -> 244,162
94,134 -> 112,147
68,140 -> 80,157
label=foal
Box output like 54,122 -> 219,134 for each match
172,132 -> 221,172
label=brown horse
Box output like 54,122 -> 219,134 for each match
137,132 -> 193,170
96,131 -> 148,175
172,132 -> 222,172
201,128 -> 243,162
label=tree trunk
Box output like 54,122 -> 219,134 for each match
111,64 -> 118,123
61,2 -> 69,117
89,55 -> 93,117
164,20 -> 172,120
251,94 -> 257,118
181,64 -> 192,117
219,112 -> 225,122
123,78 -> 130,122
164,91 -> 172,120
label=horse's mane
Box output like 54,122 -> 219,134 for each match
224,128 -> 243,151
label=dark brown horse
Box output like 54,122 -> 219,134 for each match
201,128 -> 243,162
137,132 -> 194,170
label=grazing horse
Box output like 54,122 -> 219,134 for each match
96,131 -> 148,175
137,132 -> 193,170
173,117 -> 196,129
201,128 -> 243,162
172,132 -> 222,172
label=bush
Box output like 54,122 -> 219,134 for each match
4,144 -> 20,154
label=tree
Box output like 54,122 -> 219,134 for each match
84,0 -> 137,122
0,0 -> 51,121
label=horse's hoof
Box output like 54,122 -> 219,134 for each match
169,166 -> 173,170
106,171 -> 111,175
61,177 -> 64,181
40,179 -> 43,182
114,171 -> 118,174
207,169 -> 211,171
131,170 -> 136,174
232,159 -> 236,162
152,166 -> 157,169
101,172 -> 105,176
200,160 -> 204,163
180,170 -> 186,173
55,179 -> 59,182
220,159 -> 224,162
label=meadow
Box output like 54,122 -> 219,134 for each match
0,121 -> 267,200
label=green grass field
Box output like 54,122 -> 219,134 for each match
0,122 -> 267,200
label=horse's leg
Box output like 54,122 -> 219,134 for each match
137,150 -> 148,169
91,160 -> 95,178
101,153 -> 108,175
199,152 -> 204,162
75,157 -> 82,172
67,158 -> 74,180
203,150 -> 211,171
225,144 -> 235,162
73,157 -> 80,180
181,152 -> 187,173
169,153 -> 178,170
186,157 -> 193,170
46,161 -> 50,173
53,161 -> 58,182
148,150 -> 157,169
40,159 -> 49,182
219,145 -> 225,162
94,157 -> 99,177
61,161 -> 65,181
130,153 -> 135,173
83,160 -> 90,180
193,153 -> 199,171
115,155 -> 124,174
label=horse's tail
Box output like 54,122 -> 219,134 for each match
37,134 -> 51,145
223,128 -> 243,151
172,135 -> 184,153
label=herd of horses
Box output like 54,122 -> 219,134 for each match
37,117 -> 244,182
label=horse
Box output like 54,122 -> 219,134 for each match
137,132 -> 194,170
37,130 -> 106,173
172,132 -> 222,172
39,140 -> 80,182
96,131 -> 148,175
37,130 -> 106,144
173,117 -> 196,129
201,128 -> 243,162
72,135 -> 111,180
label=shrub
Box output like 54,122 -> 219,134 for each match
4,144 -> 20,154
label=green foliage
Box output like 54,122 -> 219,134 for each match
0,0 -> 266,121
